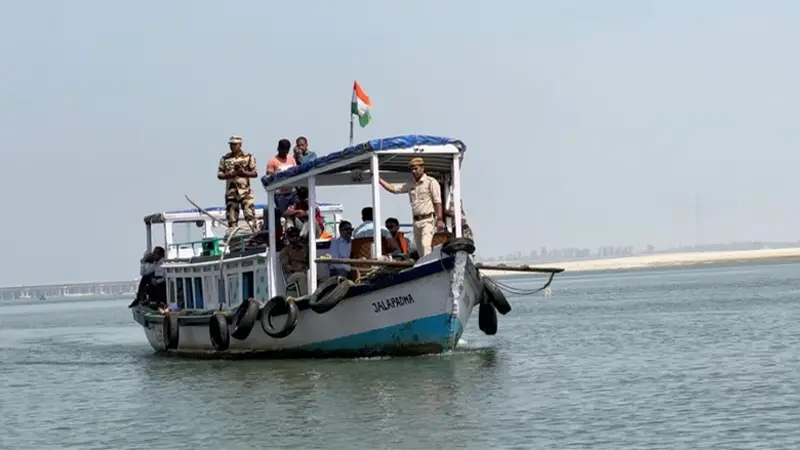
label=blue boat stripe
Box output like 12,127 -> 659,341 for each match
294,313 -> 461,353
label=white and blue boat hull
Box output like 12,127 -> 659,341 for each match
133,250 -> 481,357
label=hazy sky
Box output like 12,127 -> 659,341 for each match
1,0 -> 799,285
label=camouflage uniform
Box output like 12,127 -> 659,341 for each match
217,137 -> 257,230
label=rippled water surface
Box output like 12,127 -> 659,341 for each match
2,262 -> 799,449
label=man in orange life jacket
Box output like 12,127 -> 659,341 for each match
384,217 -> 410,254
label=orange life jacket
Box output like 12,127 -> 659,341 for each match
396,231 -> 409,253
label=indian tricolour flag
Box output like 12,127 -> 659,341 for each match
351,81 -> 372,128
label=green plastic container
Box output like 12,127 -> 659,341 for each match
200,237 -> 223,256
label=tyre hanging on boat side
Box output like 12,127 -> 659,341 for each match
478,297 -> 498,336
209,313 -> 231,351
231,297 -> 261,341
308,276 -> 354,314
162,313 -> 179,350
482,278 -> 511,315
441,237 -> 476,256
259,296 -> 299,339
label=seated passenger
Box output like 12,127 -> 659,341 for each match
293,136 -> 318,165
130,246 -> 166,307
261,205 -> 283,236
352,207 -> 399,255
385,217 -> 410,254
158,303 -> 181,315
284,186 -> 325,238
279,227 -> 310,296
353,207 -> 393,240
329,221 -> 353,277
252,206 -> 283,245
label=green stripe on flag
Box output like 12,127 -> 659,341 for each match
358,110 -> 371,128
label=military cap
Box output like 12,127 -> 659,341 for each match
228,135 -> 243,144
409,157 -> 424,167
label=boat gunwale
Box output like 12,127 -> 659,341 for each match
135,253 -> 469,327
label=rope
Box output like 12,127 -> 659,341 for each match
355,264 -> 406,283
481,271 -> 557,297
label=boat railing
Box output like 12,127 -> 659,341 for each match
165,231 -> 338,261
166,239 -> 226,259
166,233 -> 256,260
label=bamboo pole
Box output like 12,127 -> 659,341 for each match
474,263 -> 565,274
314,257 -> 414,268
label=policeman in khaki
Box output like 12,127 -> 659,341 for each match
217,136 -> 258,233
379,157 -> 444,257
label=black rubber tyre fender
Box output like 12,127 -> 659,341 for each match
308,277 -> 354,314
478,298 -> 498,336
231,298 -> 261,341
259,296 -> 299,339
441,237 -> 476,256
482,279 -> 511,315
162,313 -> 179,350
209,313 -> 231,351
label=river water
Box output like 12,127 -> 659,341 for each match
1,262 -> 798,449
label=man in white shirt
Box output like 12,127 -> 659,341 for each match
329,221 -> 353,277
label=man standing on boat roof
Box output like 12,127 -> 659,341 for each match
293,136 -> 317,165
379,157 -> 444,257
217,135 -> 258,233
266,138 -> 298,214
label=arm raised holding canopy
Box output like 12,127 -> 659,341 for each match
379,178 -> 411,194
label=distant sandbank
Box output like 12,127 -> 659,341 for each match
479,247 -> 800,277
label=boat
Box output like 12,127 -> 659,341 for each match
131,134 -> 564,358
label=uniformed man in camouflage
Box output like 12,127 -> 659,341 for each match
379,157 -> 444,257
217,136 -> 258,233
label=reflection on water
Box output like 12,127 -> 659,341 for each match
1,262 -> 800,449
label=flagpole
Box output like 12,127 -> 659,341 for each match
349,81 -> 355,146
349,113 -> 354,147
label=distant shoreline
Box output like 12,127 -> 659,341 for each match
479,247 -> 800,277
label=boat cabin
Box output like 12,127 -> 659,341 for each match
261,134 -> 467,300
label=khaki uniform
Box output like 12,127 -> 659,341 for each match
280,245 -> 309,295
386,173 -> 442,256
217,150 -> 257,230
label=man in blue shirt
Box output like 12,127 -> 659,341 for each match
329,221 -> 353,277
294,136 -> 318,165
